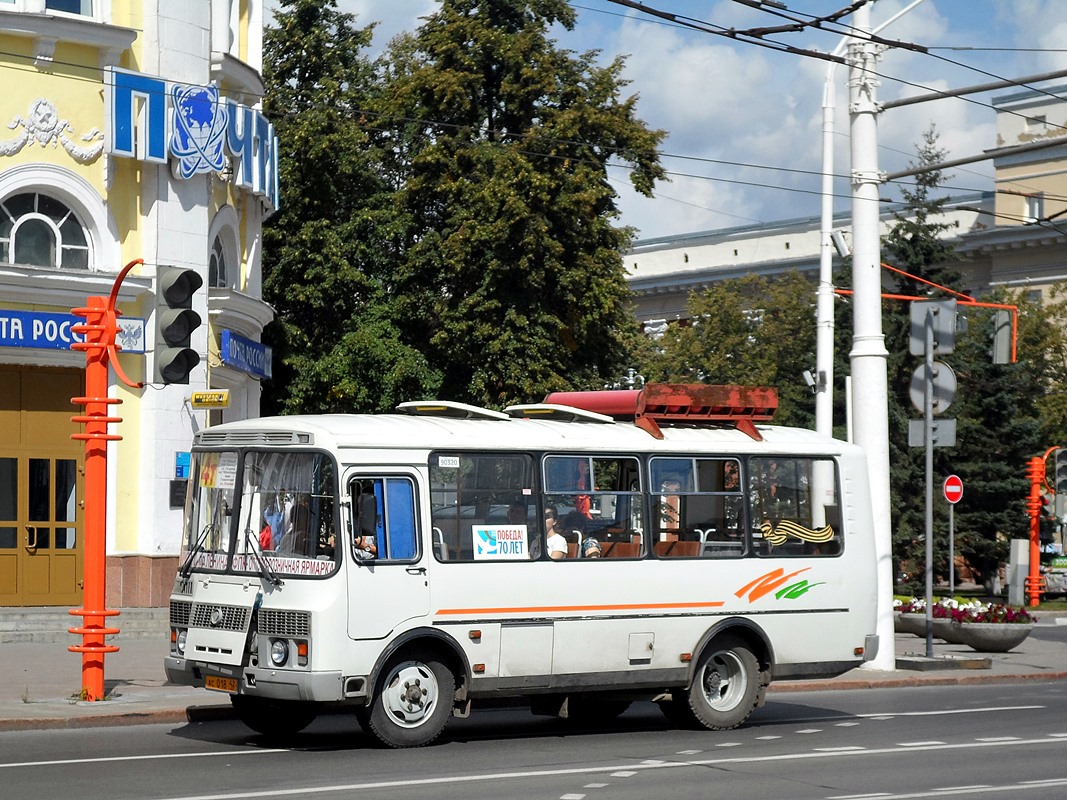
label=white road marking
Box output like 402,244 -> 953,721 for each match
132,736 -> 1067,800
856,706 -> 1041,719
583,783 -> 609,788
797,729 -> 822,734
831,781 -> 1067,799
560,794 -> 585,799
934,786 -> 991,792
975,737 -> 1018,742
896,741 -> 945,747
0,748 -> 284,770
815,747 -> 866,752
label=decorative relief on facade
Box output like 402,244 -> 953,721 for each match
170,84 -> 229,179
0,99 -> 104,162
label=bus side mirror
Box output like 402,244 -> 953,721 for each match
357,494 -> 377,539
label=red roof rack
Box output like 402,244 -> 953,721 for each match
542,383 -> 778,440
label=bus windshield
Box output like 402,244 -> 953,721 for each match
181,450 -> 339,577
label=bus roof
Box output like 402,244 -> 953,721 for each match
194,410 -> 861,458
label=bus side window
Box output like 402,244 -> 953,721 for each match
351,477 -> 419,561
747,457 -> 842,557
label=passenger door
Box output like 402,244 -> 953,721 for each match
0,453 -> 83,606
346,474 -> 430,640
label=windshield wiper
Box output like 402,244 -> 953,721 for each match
179,523 -> 214,578
244,527 -> 284,588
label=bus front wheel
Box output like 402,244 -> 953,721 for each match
366,649 -> 455,748
679,634 -> 760,730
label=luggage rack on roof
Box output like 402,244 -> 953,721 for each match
504,403 -> 616,423
542,383 -> 778,441
395,400 -> 510,421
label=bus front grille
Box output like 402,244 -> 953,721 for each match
170,600 -> 192,627
190,603 -> 250,632
258,609 -> 311,638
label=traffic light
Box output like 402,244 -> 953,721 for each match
154,266 -> 202,385
1041,494 -> 1058,544
1055,448 -> 1067,518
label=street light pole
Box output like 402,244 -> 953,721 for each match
817,0 -> 929,438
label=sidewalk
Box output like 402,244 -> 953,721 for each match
2,617 -> 1067,731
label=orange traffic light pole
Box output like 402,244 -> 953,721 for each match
1024,451 -> 1059,608
68,259 -> 144,701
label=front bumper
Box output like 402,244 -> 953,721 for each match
164,656 -> 345,703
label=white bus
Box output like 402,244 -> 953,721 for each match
164,384 -> 878,748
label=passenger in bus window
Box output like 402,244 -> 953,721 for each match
582,537 -> 602,558
723,461 -> 740,491
575,458 -> 592,517
261,494 -> 284,549
354,531 -> 377,559
544,506 -> 567,560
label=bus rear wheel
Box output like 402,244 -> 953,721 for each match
230,695 -> 317,739
366,649 -> 455,748
680,634 -> 760,730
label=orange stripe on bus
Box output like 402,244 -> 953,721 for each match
435,601 -> 725,616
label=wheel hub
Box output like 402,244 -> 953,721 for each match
383,661 -> 439,727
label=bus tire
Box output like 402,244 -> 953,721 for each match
366,649 -> 455,748
230,695 -> 317,739
682,634 -> 760,730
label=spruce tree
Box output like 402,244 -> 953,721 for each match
377,0 -> 665,406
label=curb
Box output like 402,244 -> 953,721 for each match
770,670 -> 1067,693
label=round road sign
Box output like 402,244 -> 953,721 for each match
943,474 -> 963,504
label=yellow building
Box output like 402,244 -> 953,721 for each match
0,1 -> 273,607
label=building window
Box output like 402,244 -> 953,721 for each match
45,0 -> 93,15
209,234 -> 228,288
1025,193 -> 1044,224
0,192 -> 89,270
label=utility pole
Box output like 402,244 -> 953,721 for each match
816,0 -> 929,439
848,4 -> 895,670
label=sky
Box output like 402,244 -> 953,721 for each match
264,1 -> 1067,242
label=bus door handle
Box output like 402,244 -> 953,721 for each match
25,526 -> 38,550
406,566 -> 427,576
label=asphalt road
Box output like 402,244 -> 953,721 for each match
5,679 -> 1067,800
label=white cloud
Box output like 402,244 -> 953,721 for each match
264,0 -> 1060,240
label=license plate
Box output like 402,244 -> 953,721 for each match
205,674 -> 238,693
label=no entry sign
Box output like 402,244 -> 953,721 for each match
943,474 -> 963,504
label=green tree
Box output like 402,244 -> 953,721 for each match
261,0 -> 440,414
879,127 -> 1043,590
642,272 -> 816,428
377,0 -> 665,407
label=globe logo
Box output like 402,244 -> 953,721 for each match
170,83 -> 228,178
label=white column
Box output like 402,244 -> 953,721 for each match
849,4 -> 895,671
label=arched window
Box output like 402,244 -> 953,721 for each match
209,234 -> 228,288
0,192 -> 89,270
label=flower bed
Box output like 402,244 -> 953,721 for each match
893,597 -> 1033,625
893,597 -> 1034,652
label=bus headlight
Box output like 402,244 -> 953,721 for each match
176,629 -> 187,656
270,639 -> 289,666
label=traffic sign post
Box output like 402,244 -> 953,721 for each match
943,475 -> 963,596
